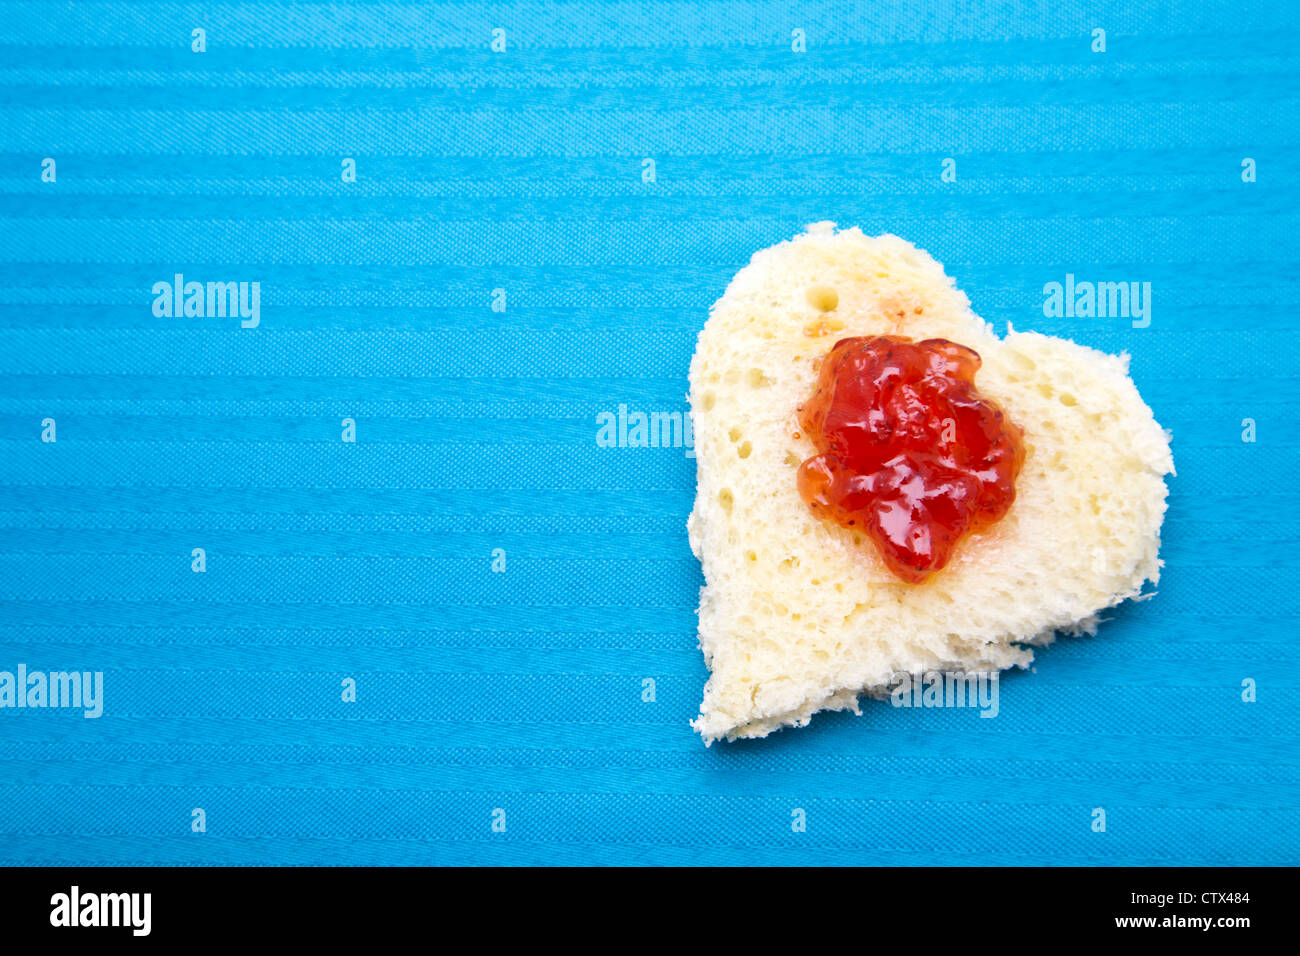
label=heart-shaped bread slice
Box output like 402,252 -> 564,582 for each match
687,223 -> 1175,744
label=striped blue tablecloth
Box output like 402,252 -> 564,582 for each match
0,1 -> 1295,866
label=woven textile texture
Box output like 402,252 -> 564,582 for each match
0,1 -> 1296,866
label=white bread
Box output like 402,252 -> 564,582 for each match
687,223 -> 1175,744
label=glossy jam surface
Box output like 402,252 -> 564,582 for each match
797,336 -> 1025,583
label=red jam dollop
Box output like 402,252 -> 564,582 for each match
797,336 -> 1025,584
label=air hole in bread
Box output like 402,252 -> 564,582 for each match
700,392 -> 716,411
718,488 -> 734,515
746,368 -> 772,388
728,426 -> 742,442
745,550 -> 757,563
804,316 -> 846,337
784,451 -> 801,467
737,441 -> 752,459
805,285 -> 839,311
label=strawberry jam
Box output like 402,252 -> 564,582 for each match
797,336 -> 1025,583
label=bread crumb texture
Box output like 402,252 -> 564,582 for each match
687,223 -> 1175,744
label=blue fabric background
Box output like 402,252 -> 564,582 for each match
0,1 -> 1296,866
